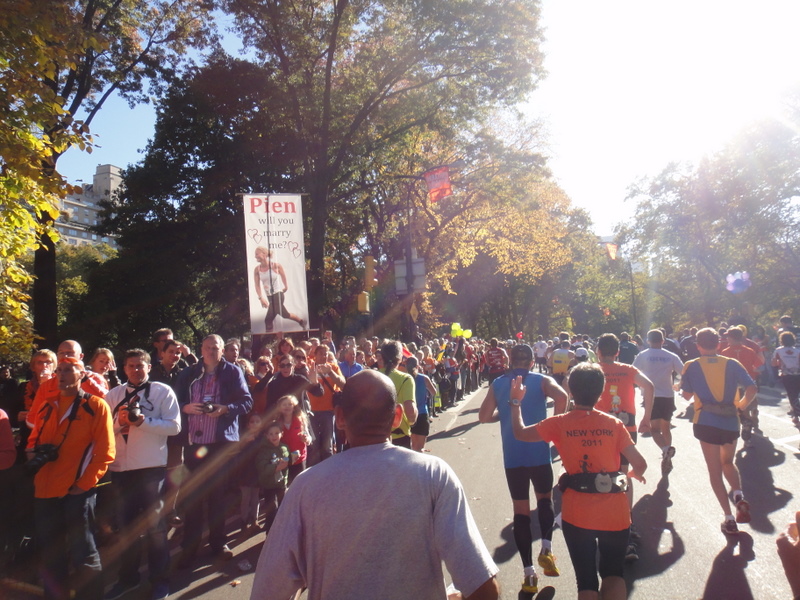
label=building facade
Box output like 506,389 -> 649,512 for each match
55,164 -> 121,248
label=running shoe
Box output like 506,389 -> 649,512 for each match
521,573 -> 539,594
624,543 -> 639,562
537,550 -> 560,577
661,446 -> 676,474
721,519 -> 739,535
735,499 -> 751,524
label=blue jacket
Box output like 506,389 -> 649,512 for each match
175,359 -> 253,445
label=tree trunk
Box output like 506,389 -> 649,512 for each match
33,221 -> 58,349
307,187 -> 328,328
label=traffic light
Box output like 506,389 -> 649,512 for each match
357,291 -> 370,313
364,256 -> 378,291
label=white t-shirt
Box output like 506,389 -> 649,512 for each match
251,442 -> 497,600
533,341 -> 549,358
774,346 -> 800,376
633,347 -> 684,397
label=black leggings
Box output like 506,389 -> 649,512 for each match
562,520 -> 629,592
781,374 -> 800,413
265,291 -> 290,326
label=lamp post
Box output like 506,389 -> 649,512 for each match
393,160 -> 465,341
603,241 -> 638,336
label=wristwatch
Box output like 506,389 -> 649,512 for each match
509,397 -> 521,407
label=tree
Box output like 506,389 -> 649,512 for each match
0,2 -> 95,359
88,55 -> 287,348
620,115 -> 800,330
220,0 -> 546,322
3,0 -> 213,350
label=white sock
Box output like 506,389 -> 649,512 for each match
661,445 -> 670,456
541,539 -> 552,552
733,490 -> 744,503
725,514 -> 735,521
524,565 -> 537,577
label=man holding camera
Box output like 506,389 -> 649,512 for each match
174,334 -> 253,566
104,349 -> 181,600
27,357 -> 114,600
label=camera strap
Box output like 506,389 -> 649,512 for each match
53,392 -> 90,452
112,382 -> 149,441
112,382 -> 150,417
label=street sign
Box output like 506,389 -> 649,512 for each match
394,258 -> 427,295
409,302 -> 419,323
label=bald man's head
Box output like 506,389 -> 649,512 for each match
339,370 -> 397,438
57,340 -> 83,362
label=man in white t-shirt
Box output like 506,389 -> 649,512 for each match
633,329 -> 684,474
250,370 -> 499,600
533,336 -> 549,373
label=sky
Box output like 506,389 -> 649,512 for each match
57,1 -> 800,237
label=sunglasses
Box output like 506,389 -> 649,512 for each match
280,363 -> 293,368
293,355 -> 306,360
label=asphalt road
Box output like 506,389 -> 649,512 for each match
430,383 -> 799,600
3,383 -> 798,600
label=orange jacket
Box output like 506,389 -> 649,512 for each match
29,392 -> 115,499
26,372 -> 108,439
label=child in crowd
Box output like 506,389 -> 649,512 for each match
275,395 -> 311,484
237,413 -> 266,536
256,421 -> 290,533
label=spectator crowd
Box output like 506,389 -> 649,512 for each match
0,317 -> 799,600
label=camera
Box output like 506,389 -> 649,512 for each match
199,401 -> 216,414
126,399 -> 143,423
26,444 -> 59,475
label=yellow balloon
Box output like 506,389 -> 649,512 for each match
451,322 -> 461,332
463,329 -> 472,339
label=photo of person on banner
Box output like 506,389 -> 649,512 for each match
253,246 -> 307,332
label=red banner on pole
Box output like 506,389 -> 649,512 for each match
423,167 -> 452,203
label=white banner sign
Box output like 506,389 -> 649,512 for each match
242,194 -> 309,334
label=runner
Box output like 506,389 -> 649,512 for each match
479,344 -> 568,595
533,336 -> 549,374
772,330 -> 800,423
509,363 -> 647,600
548,341 -> 574,388
720,326 -> 763,447
484,338 -> 509,384
632,329 -> 684,473
595,333 -> 654,560
680,327 -> 757,536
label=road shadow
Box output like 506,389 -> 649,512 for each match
736,436 -> 792,534
755,386 -> 784,409
675,402 -> 695,422
701,533 -> 756,600
170,539 -> 264,599
428,419 -> 482,441
490,487 -> 567,568
625,475 -> 684,595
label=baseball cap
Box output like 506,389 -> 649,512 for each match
575,348 -> 589,358
59,356 -> 85,369
510,344 -> 534,363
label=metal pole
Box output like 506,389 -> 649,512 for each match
405,182 -> 415,342
629,260 -> 638,335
